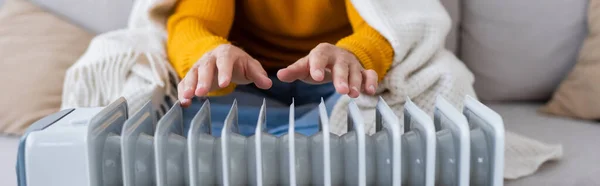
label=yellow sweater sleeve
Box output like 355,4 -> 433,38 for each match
167,0 -> 236,96
336,0 -> 394,82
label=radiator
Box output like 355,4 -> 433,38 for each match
16,95 -> 504,186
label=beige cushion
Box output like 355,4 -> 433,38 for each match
541,0 -> 600,120
29,0 -> 133,34
0,0 -> 93,135
460,0 -> 588,101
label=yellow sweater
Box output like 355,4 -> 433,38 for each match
167,0 -> 393,96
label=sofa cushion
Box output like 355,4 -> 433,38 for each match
0,135 -> 18,186
0,0 -> 93,134
489,103 -> 600,185
461,0 -> 588,101
440,0 -> 460,53
541,0 -> 600,120
29,0 -> 133,34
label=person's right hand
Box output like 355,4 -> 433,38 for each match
178,44 -> 273,107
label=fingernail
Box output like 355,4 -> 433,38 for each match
219,76 -> 227,86
186,85 -> 193,92
313,69 -> 323,78
341,82 -> 348,88
198,83 -> 205,89
369,85 -> 375,92
352,86 -> 359,93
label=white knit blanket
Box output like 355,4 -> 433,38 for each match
60,0 -> 178,117
61,0 -> 563,180
329,0 -> 476,134
324,0 -> 563,180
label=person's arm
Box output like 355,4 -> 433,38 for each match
336,0 -> 394,81
167,0 -> 236,96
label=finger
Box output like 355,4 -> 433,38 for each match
362,69 -> 378,95
246,59 -> 272,89
277,57 -> 310,83
231,59 -> 253,85
178,66 -> 198,107
215,52 -> 238,88
308,45 -> 331,81
180,100 -> 191,108
332,63 -> 350,94
195,55 -> 216,96
177,81 -> 191,107
348,65 -> 363,98
182,66 -> 198,99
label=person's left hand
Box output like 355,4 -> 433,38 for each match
277,43 -> 378,98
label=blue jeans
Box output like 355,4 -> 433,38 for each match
182,76 -> 341,137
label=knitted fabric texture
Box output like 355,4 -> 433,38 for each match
61,0 -> 178,117
324,0 -> 562,179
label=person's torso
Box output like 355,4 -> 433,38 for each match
228,0 -> 352,72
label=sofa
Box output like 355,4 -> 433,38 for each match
1,0 -> 599,185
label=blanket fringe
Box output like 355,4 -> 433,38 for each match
61,28 -> 178,117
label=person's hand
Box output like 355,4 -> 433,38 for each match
178,44 -> 272,107
277,43 -> 378,98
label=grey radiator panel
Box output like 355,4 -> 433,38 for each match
18,96 -> 504,186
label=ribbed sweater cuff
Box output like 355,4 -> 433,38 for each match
336,34 -> 394,82
171,24 -> 234,95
